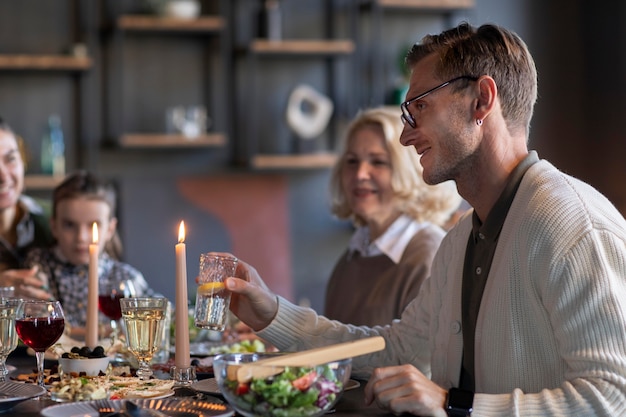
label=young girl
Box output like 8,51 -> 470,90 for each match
24,171 -> 156,339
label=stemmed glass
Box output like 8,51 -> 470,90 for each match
0,298 -> 21,381
120,297 -> 167,380
98,277 -> 136,343
15,301 -> 65,393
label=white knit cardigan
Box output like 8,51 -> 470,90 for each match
260,159 -> 626,416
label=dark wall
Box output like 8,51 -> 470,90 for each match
529,0 -> 626,214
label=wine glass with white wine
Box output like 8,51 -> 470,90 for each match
0,298 -> 21,381
120,297 -> 168,380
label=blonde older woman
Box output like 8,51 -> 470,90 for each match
324,107 -> 461,326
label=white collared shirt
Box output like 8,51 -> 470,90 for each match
348,214 -> 428,264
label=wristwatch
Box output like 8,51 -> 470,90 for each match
446,387 -> 474,417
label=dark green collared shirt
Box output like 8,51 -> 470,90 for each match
459,151 -> 539,391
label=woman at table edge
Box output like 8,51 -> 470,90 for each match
0,117 -> 54,300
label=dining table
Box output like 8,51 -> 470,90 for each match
5,349 -> 397,417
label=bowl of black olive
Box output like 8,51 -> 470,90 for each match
58,345 -> 110,376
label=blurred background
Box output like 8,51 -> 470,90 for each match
0,0 -> 624,312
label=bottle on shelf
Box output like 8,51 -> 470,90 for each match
40,115 -> 65,176
257,0 -> 282,41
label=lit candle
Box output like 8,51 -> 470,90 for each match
86,222 -> 99,348
175,221 -> 191,368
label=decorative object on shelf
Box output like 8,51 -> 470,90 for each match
257,0 -> 282,41
166,106 -> 210,139
163,0 -> 201,19
286,84 -> 334,141
70,43 -> 88,58
40,115 -> 65,176
143,0 -> 201,19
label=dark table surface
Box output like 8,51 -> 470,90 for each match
5,349 -> 394,416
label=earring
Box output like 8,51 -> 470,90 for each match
476,119 -> 483,126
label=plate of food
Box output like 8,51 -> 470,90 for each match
48,374 -> 176,402
11,366 -> 61,386
0,381 -> 47,411
41,397 -> 234,417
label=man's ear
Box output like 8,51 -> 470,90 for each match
474,76 -> 497,121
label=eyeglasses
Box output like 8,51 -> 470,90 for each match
400,75 -> 478,128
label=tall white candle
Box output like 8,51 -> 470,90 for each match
175,221 -> 191,368
86,222 -> 99,348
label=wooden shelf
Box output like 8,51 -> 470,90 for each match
119,133 -> 227,148
252,153 -> 338,169
0,55 -> 92,71
375,0 -> 474,8
24,175 -> 65,190
117,15 -> 225,32
250,39 -> 355,55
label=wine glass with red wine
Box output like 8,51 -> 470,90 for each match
15,300 -> 65,394
99,277 -> 136,344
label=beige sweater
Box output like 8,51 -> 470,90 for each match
260,159 -> 626,416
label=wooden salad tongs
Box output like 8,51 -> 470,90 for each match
228,336 -> 386,383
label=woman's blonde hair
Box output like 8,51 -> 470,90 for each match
329,107 -> 461,227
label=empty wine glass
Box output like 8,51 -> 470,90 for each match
15,300 -> 65,393
0,298 -> 21,381
99,277 -> 136,343
120,297 -> 167,380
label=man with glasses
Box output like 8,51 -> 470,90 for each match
222,22 -> 626,416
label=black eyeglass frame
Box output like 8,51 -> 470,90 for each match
400,75 -> 479,128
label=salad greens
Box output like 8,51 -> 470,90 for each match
225,364 -> 343,417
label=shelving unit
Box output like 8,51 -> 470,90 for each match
247,37 -> 354,169
119,133 -> 226,148
251,152 -> 338,170
0,1 -> 476,179
117,15 -> 225,32
106,2 -> 231,154
0,54 -> 93,190
375,0 -> 474,8
249,39 -> 355,55
24,175 -> 65,190
0,1 -> 97,188
0,55 -> 92,71
358,0 -> 474,106
237,0 -> 356,170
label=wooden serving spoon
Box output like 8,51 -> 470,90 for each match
227,336 -> 386,383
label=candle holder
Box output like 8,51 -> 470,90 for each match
170,365 -> 197,386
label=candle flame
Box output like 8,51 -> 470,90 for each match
178,221 -> 185,243
92,222 -> 99,244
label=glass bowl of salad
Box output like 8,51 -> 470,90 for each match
213,353 -> 351,417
